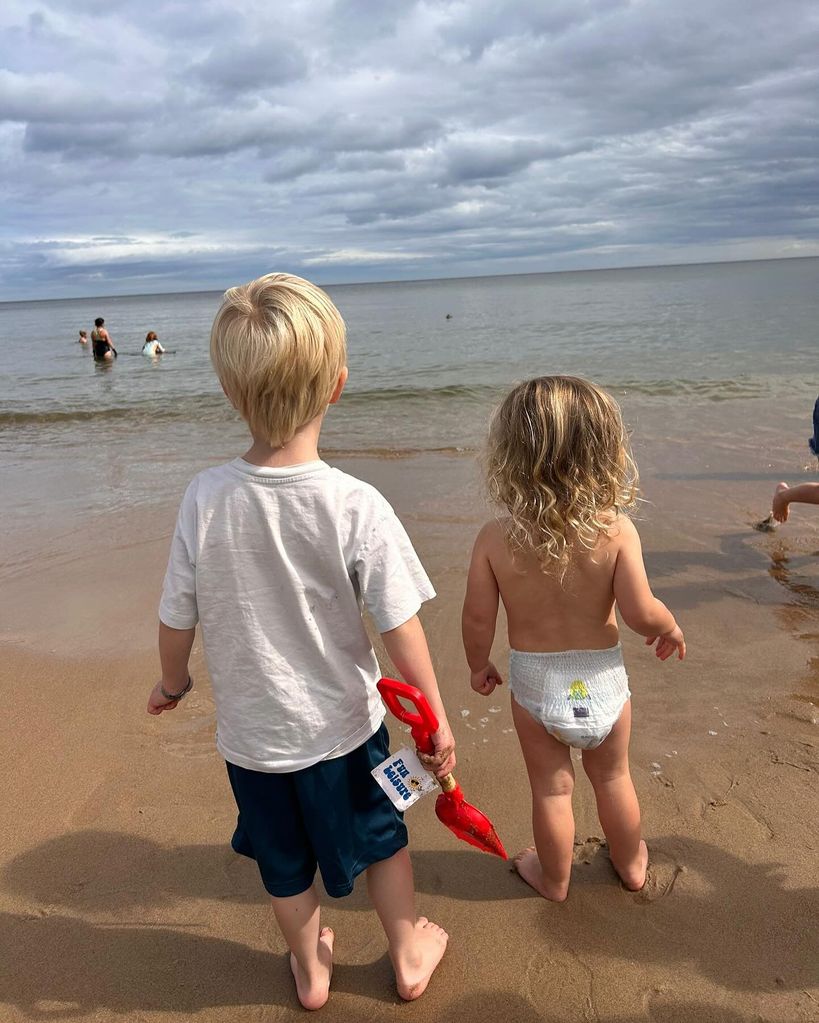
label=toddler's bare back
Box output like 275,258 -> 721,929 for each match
482,518 -> 622,653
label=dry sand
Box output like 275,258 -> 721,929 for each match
1,451 -> 817,1022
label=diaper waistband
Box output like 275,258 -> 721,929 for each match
509,644 -> 628,701
510,644 -> 624,670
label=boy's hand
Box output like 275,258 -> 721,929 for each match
772,482 -> 791,522
147,680 -> 186,715
418,723 -> 456,778
645,626 -> 686,661
470,661 -> 504,696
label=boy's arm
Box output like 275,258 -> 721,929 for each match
612,517 -> 685,661
462,525 -> 504,695
147,622 -> 196,714
772,481 -> 819,522
381,615 -> 456,778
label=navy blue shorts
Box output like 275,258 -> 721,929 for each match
226,724 -> 408,899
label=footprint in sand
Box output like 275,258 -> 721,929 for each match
570,836 -> 618,885
571,837 -> 683,900
634,851 -> 684,902
573,835 -> 606,865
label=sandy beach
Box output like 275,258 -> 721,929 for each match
1,438 -> 817,1023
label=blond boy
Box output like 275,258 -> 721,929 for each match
147,273 -> 454,1008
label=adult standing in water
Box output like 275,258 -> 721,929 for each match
91,317 -> 117,362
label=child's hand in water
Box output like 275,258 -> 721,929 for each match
470,661 -> 504,695
771,482 -> 791,522
646,625 -> 686,661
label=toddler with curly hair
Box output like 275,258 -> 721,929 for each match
462,375 -> 685,900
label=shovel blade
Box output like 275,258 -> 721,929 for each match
435,789 -> 508,860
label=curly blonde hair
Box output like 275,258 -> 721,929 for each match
486,376 -> 639,574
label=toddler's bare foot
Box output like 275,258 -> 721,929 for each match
616,839 -> 649,891
394,917 -> 449,1001
512,847 -> 569,902
290,926 -> 334,1011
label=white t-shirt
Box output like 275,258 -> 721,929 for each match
159,459 -> 435,773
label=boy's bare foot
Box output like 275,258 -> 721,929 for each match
615,839 -> 649,891
512,847 -> 569,902
290,926 -> 334,1011
394,917 -> 449,1001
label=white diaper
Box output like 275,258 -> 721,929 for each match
509,645 -> 630,750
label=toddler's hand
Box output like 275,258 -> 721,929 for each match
418,723 -> 456,779
772,482 -> 791,523
470,661 -> 504,696
646,626 -> 686,661
147,680 -> 184,715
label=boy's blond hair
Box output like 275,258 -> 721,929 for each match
210,272 -> 347,447
486,375 -> 639,575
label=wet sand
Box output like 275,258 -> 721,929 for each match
1,447 -> 818,1022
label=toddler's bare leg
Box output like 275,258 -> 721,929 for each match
582,700 -> 647,890
270,884 -> 334,1010
511,697 -> 575,901
366,847 -> 448,1001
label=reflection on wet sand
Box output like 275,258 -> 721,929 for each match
766,544 -> 819,707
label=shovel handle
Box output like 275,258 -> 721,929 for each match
377,677 -> 439,754
438,773 -> 457,793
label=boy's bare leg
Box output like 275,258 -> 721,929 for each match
511,697 -> 576,902
270,885 -> 334,1010
582,701 -> 648,891
366,847 -> 448,1001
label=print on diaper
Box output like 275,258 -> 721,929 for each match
567,679 -> 591,719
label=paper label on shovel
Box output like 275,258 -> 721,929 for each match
371,746 -> 437,810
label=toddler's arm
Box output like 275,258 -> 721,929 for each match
147,622 -> 196,714
462,525 -> 505,695
381,615 -> 456,778
612,517 -> 685,661
772,481 -> 819,523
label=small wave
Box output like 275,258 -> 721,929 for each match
608,377 -> 772,401
341,382 -> 502,405
321,445 -> 475,459
0,382 -> 500,429
0,376 -> 781,430
0,394 -> 230,428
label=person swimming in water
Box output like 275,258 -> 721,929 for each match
91,318 -> 117,361
78,330 -> 88,345
142,331 -> 166,356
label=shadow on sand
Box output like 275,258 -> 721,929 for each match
2,829 -> 816,1016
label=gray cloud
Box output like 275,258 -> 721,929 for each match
0,0 -> 817,299
191,40 -> 309,95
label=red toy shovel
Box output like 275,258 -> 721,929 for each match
377,677 -> 507,859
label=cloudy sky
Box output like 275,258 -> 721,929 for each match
1,0 -> 817,299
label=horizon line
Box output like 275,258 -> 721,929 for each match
2,252 -> 816,307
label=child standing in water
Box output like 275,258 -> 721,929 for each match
462,376 -> 685,900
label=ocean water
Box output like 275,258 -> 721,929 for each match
1,257 -> 818,568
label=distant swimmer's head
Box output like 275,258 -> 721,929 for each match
78,330 -> 87,338
94,317 -> 104,327
486,375 -> 639,573
210,272 -> 347,447
145,331 -> 158,343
